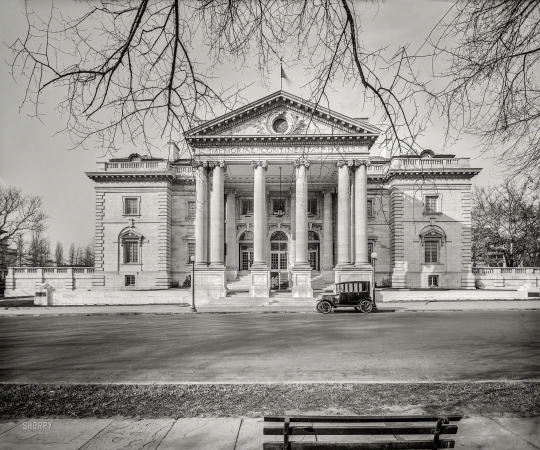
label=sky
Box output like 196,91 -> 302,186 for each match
0,0 -> 507,251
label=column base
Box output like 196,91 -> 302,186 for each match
335,266 -> 373,284
290,267 -> 313,298
193,267 -> 227,304
226,266 -> 238,281
249,267 -> 270,297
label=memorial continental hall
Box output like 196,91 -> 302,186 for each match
85,91 -> 481,303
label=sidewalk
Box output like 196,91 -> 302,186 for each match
0,415 -> 538,449
1,299 -> 539,316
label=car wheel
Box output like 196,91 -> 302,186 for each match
317,300 -> 333,314
359,300 -> 373,314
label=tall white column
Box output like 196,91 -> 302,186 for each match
289,189 -> 296,266
322,189 -> 334,272
194,162 -> 208,266
225,189 -> 237,279
355,160 -> 369,266
350,173 -> 356,264
252,160 -> 268,268
336,161 -> 352,266
210,162 -> 225,267
294,158 -> 310,268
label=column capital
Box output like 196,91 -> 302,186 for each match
225,188 -> 237,195
337,160 -> 355,168
354,158 -> 371,168
192,160 -> 211,169
294,157 -> 310,169
209,160 -> 227,169
252,160 -> 268,170
322,187 -> 336,195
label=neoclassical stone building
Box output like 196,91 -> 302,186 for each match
86,91 -> 481,302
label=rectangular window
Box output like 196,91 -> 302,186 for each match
428,275 -> 439,287
368,242 -> 374,264
187,201 -> 196,218
425,241 -> 439,263
124,241 -> 139,263
425,196 -> 439,213
272,198 -> 286,215
308,198 -> 318,215
241,198 -> 254,215
187,242 -> 195,263
125,275 -> 136,286
367,199 -> 373,217
124,197 -> 139,215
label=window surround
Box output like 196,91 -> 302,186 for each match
186,201 -> 196,219
428,274 -> 439,288
119,229 -> 143,266
419,225 -> 446,265
271,197 -> 287,216
367,199 -> 374,218
307,197 -> 318,216
186,241 -> 195,263
239,197 -> 254,216
423,194 -> 442,215
123,196 -> 141,216
124,275 -> 136,287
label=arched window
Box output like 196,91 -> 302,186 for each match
239,231 -> 254,241
308,231 -> 320,241
419,225 -> 446,264
270,231 -> 288,241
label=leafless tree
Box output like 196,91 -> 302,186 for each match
9,0 -> 428,156
54,241 -> 64,266
14,234 -> 27,267
83,243 -> 95,267
68,243 -> 76,266
0,187 -> 48,248
431,0 -> 540,176
28,232 -> 51,267
472,179 -> 540,267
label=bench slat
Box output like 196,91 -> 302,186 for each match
264,415 -> 462,423
263,439 -> 455,449
264,424 -> 458,435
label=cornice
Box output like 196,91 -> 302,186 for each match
186,133 -> 377,148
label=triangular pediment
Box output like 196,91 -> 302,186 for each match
185,91 -> 380,140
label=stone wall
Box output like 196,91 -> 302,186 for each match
473,267 -> 540,289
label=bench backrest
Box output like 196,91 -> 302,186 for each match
263,415 -> 462,450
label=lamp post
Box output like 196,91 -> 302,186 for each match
370,251 -> 378,308
190,255 -> 197,312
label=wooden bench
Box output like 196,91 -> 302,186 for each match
263,415 -> 462,449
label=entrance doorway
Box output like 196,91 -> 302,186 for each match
270,231 -> 289,290
308,231 -> 320,271
238,231 -> 254,271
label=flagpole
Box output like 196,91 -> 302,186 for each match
280,58 -> 283,91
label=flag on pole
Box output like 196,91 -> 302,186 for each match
280,62 -> 290,90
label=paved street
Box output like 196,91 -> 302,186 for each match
1,311 -> 539,383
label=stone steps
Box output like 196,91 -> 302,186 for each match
211,296 -> 317,307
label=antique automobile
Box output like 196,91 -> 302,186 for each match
316,281 -> 373,314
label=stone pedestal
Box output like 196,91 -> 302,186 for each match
249,267 -> 270,297
335,266 -> 373,284
291,267 -> 313,298
193,268 -> 227,304
461,270 -> 476,289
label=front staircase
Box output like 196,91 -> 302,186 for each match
209,271 -> 335,307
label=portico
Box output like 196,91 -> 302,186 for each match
185,92 -> 380,301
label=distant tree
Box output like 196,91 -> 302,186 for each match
68,243 -> 76,266
54,241 -> 64,266
0,186 -> 47,248
28,232 -> 51,267
75,246 -> 84,266
14,233 -> 27,266
82,244 -> 94,267
472,179 -> 540,267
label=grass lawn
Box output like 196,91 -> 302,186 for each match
0,381 -> 538,418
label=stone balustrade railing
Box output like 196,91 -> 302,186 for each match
4,267 -> 95,297
389,158 -> 470,169
472,267 -> 539,289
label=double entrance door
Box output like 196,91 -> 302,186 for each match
270,241 -> 289,291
